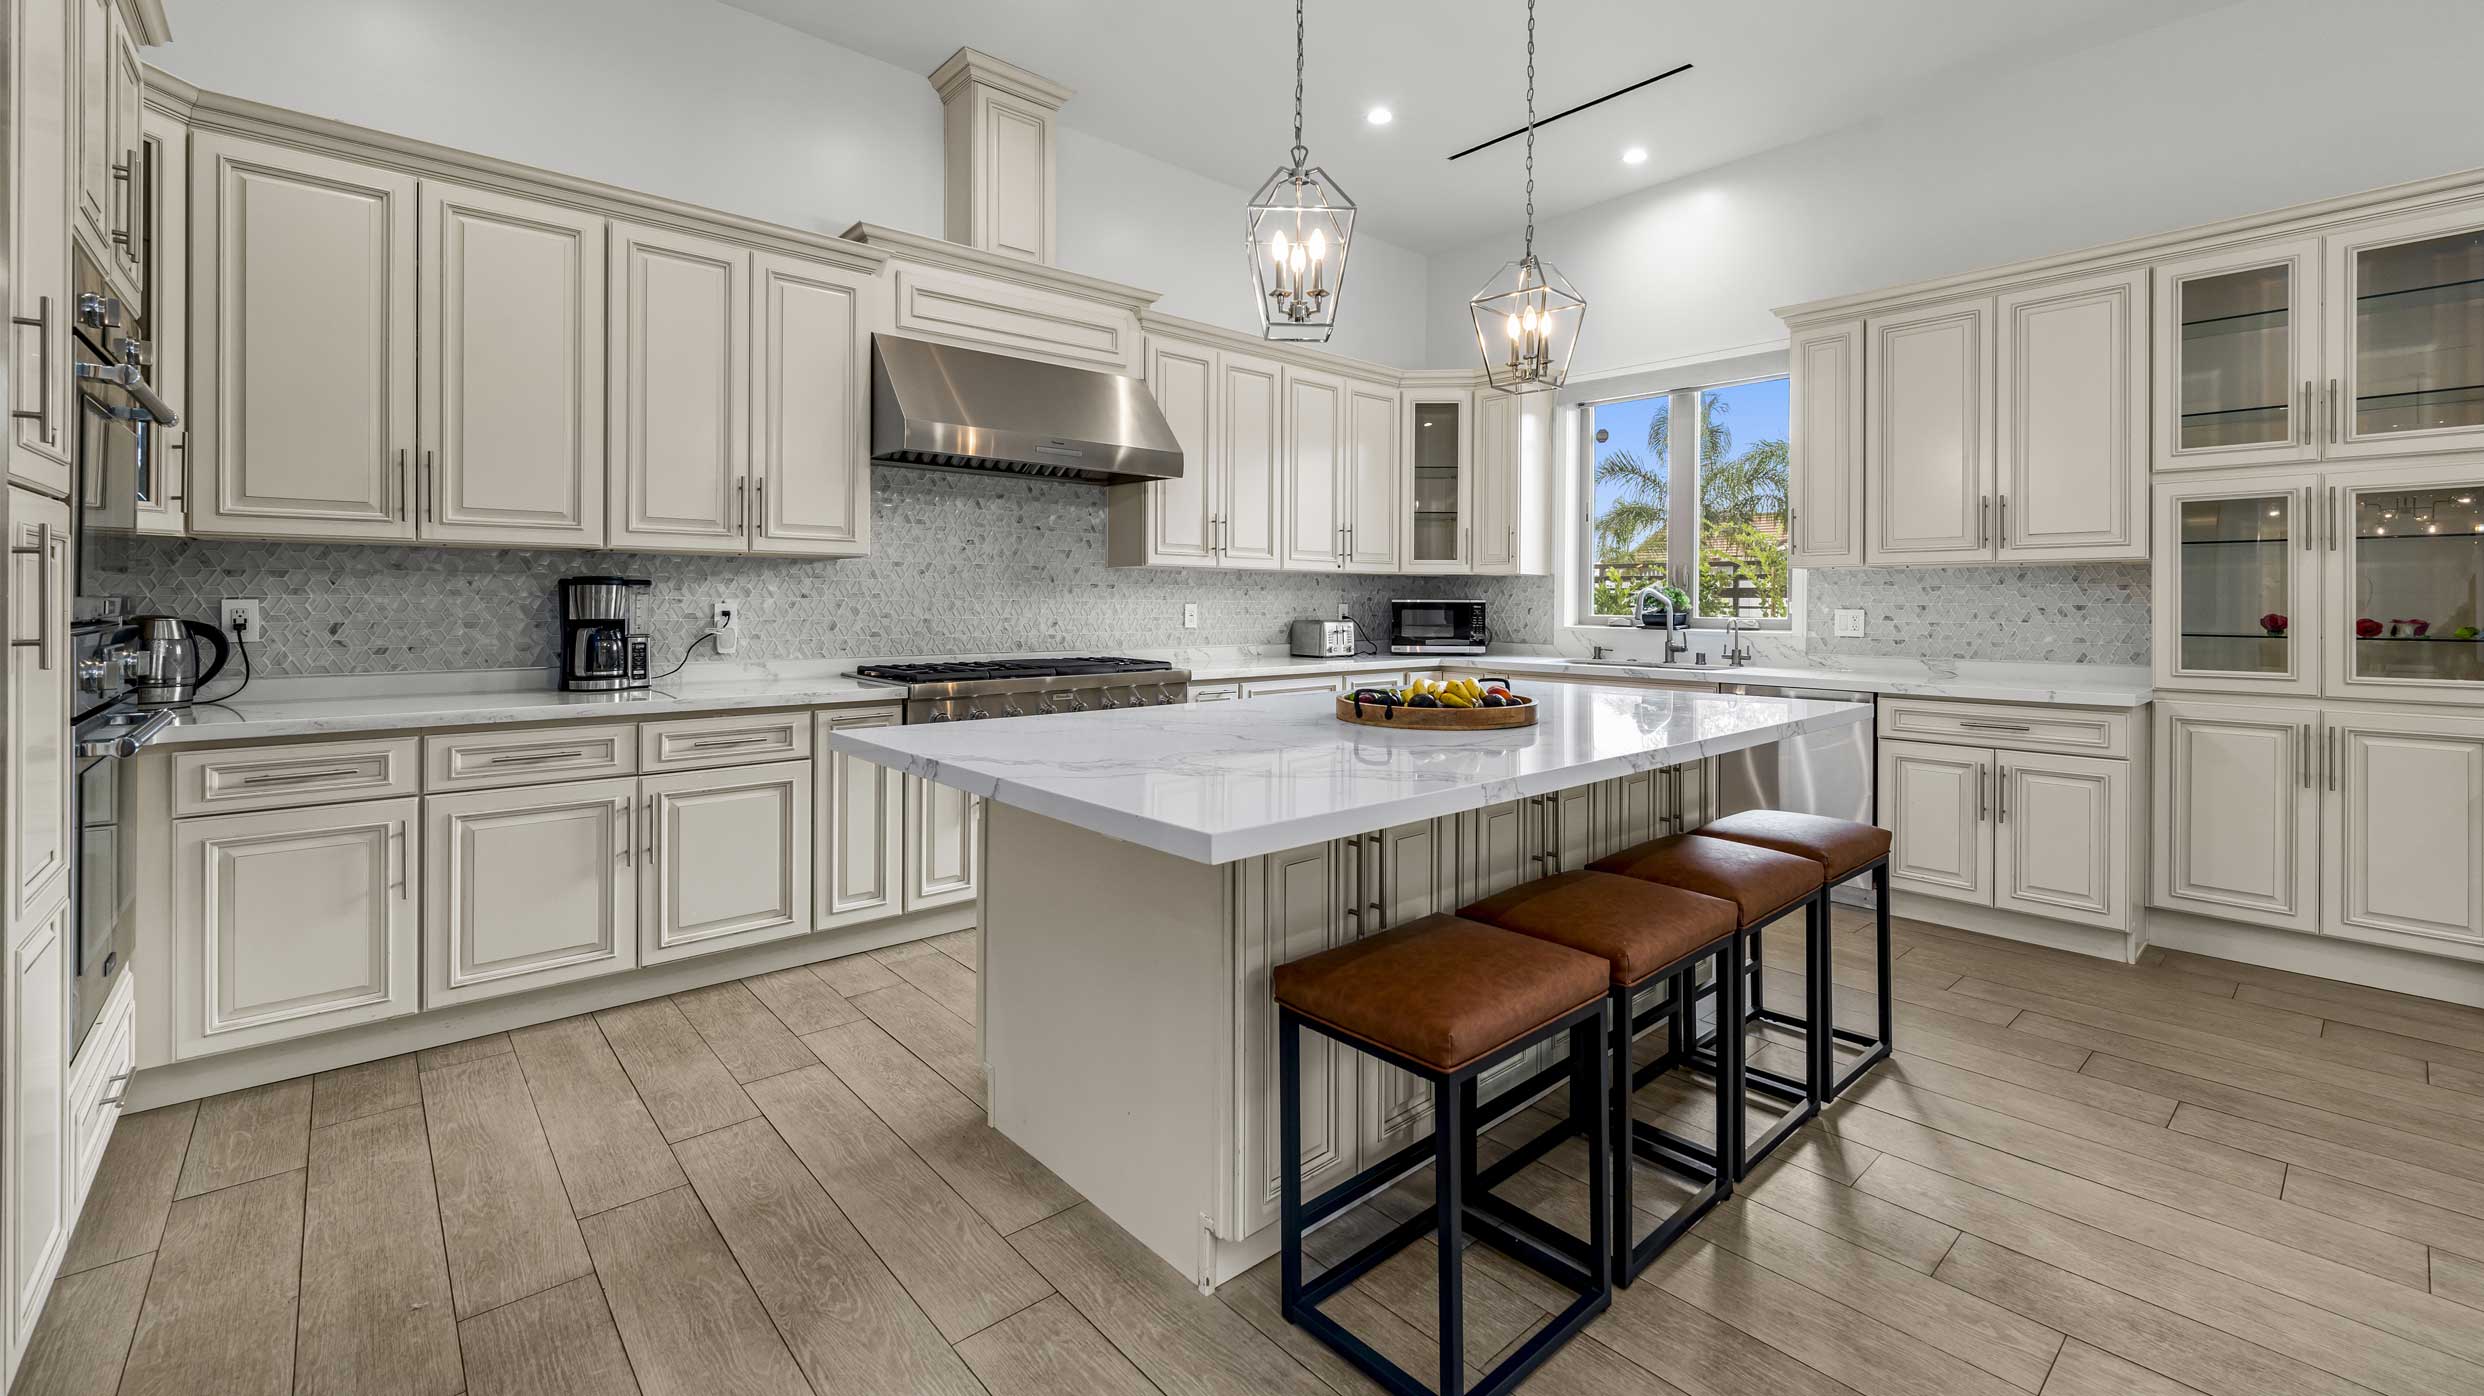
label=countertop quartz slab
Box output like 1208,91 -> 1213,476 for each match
1182,652 -> 2152,707
827,682 -> 1872,864
141,673 -> 903,746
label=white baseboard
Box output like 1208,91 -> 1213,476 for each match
2143,906 -> 2484,1009
125,906 -> 974,1110
1889,893 -> 2138,963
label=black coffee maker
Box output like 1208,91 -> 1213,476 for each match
558,577 -> 652,691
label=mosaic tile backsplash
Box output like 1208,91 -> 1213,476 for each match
1801,562 -> 2152,666
95,468 -> 1561,676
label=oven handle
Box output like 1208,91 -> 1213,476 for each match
74,360 -> 178,428
77,708 -> 176,758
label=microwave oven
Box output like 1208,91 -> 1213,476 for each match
1389,598 -> 1487,655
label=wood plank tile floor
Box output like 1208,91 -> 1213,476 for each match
20,911 -> 2484,1396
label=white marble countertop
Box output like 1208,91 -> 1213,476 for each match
141,673 -> 904,746
1451,656 -> 2155,708
826,682 -> 1873,864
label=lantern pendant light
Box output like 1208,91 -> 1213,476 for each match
1246,0 -> 1356,343
1469,0 -> 1585,392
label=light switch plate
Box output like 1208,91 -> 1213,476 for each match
1833,609 -> 1866,638
1183,602 -> 1199,629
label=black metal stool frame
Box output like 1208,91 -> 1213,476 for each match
1280,998 -> 1612,1396
1735,856 -> 1893,1101
1670,889 -> 1830,1178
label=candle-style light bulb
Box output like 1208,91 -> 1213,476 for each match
1307,227 -> 1326,263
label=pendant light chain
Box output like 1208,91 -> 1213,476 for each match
1290,0 -> 1308,170
1522,0 -> 1536,262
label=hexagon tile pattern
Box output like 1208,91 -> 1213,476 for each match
1804,562 -> 2150,666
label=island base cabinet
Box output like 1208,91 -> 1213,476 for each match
172,799 -> 420,1060
903,775 -> 978,912
815,708 -> 903,930
423,778 -> 638,1008
6,895 -> 68,1359
639,761 -> 810,965
1230,841 -> 1357,1242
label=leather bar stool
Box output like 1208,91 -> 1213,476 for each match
1274,913 -> 1613,1396
1699,810 -> 1894,1099
1459,870 -> 1741,1284
1590,834 -> 1828,1177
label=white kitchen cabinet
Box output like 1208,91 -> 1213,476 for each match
1993,269 -> 2147,561
1401,387 -> 1472,572
1865,294 -> 1992,564
1218,351 -> 1285,568
1878,738 -> 1992,906
101,0 -> 141,295
1229,840 -> 1356,1239
1598,768 -> 1662,857
640,760 -> 811,964
1281,365 -> 1344,570
1546,786 -> 1596,873
1343,379 -> 1400,571
883,259 -> 1138,375
172,798 -> 420,1058
1116,338 -> 1216,566
69,0 -> 109,280
2323,460 -> 2484,705
2321,707 -> 2484,954
903,775 -> 979,912
2151,699 -> 2318,933
9,0 -> 76,497
6,895 -> 67,1355
418,181 -> 606,546
1453,796 -> 1535,905
1788,318 -> 1864,568
2152,237 -> 2322,471
1471,389 -> 1517,573
2322,203 -> 2484,459
1992,752 -> 2127,930
187,132 -> 418,540
423,778 -> 637,1007
606,221 -> 750,552
134,103 -> 185,533
1190,683 -> 1240,704
7,493 -> 70,928
2151,471 -> 2324,696
750,251 -> 873,556
816,707 -> 904,930
1239,675 -> 1340,700
1350,823 -> 1452,1162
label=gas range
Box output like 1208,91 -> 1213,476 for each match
853,657 -> 1190,724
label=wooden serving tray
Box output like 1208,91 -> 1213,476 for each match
1334,693 -> 1538,730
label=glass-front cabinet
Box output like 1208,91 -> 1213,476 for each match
1400,388 -> 1473,572
2152,471 -> 2323,694
2325,205 -> 2484,458
2154,238 -> 2323,470
2329,462 -> 2484,700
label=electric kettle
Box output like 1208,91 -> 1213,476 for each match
128,615 -> 230,706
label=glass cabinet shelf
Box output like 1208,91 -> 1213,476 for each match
2349,227 -> 2484,439
2345,480 -> 2484,688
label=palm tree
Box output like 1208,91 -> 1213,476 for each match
1593,393 -> 1791,613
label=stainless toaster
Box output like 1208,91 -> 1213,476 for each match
1289,618 -> 1356,658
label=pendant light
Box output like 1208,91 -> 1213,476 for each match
1469,0 -> 1584,392
1246,0 -> 1355,343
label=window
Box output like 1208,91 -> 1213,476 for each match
1585,374 -> 1791,625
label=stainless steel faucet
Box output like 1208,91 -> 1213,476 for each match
1722,618 -> 1756,667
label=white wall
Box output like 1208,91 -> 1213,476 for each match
1426,0 -> 2484,379
156,0 -> 1436,367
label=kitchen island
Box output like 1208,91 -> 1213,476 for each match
829,682 -> 1871,1288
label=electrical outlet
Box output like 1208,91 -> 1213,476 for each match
1834,608 -> 1866,638
1182,602 -> 1199,630
221,599 -> 262,641
1337,603 -> 1351,621
712,600 -> 741,656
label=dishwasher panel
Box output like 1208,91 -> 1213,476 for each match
1710,684 -> 1877,903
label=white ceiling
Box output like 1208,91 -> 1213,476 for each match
716,0 -> 2234,253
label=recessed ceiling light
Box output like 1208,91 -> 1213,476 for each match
1366,106 -> 1393,126
1622,147 -> 1648,165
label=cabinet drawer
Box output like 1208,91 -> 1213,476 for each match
1877,698 -> 2132,759
1241,676 -> 1342,699
69,977 -> 135,1198
1191,683 -> 1240,703
426,724 -> 636,792
173,736 -> 422,815
638,712 -> 811,772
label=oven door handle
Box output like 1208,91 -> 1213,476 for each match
77,709 -> 176,758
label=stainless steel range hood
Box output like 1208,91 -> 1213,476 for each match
870,334 -> 1183,486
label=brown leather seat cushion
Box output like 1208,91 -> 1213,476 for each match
1271,915 -> 1607,1072
1590,834 -> 1824,926
1698,809 -> 1892,881
1459,871 -> 1737,987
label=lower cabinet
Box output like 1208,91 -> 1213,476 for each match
816,707 -> 903,930
1351,822 -> 1452,1164
1881,737 -> 2131,932
903,775 -> 979,912
2323,709 -> 2484,953
172,798 -> 421,1058
2152,700 -> 2317,932
423,777 -> 638,1007
1231,841 -> 1357,1240
641,760 -> 811,965
6,895 -> 68,1355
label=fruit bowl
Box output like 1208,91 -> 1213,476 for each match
1336,677 -> 1539,731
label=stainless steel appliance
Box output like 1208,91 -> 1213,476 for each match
126,615 -> 230,706
854,657 -> 1189,724
1289,618 -> 1355,658
558,576 -> 652,692
1389,598 -> 1488,655
869,334 -> 1184,486
1711,681 -> 1877,905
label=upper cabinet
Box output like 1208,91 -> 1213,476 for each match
1280,365 -> 1344,570
2325,459 -> 2484,703
134,103 -> 185,533
2322,204 -> 2484,459
1865,294 -> 1992,564
748,251 -> 874,557
10,0 -> 77,497
1994,269 -> 2148,560
2153,238 -> 2321,471
1788,320 -> 1863,568
1343,380 -> 1400,572
2151,469 -> 2323,696
71,0 -> 140,304
1109,337 -> 1287,571
1401,388 -> 1473,573
606,222 -> 749,553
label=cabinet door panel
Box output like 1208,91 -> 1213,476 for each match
751,252 -> 871,556
1218,350 -> 1284,569
607,222 -> 748,551
188,133 -> 416,539
1401,392 -> 1471,572
1472,390 -> 1516,573
1231,842 -> 1355,1238
72,0 -> 107,255
1994,752 -> 2126,930
1878,739 -> 1991,905
8,494 -> 72,925
425,779 -> 636,1007
817,708 -> 904,929
903,776 -> 979,912
1996,270 -> 2146,560
1281,367 -> 1343,570
2152,238 -> 2321,471
2324,204 -> 2484,459
11,0 -> 76,492
136,106 -> 187,530
1789,319 -> 1864,567
1344,381 -> 1400,571
2324,710 -> 2484,951
106,1 -> 142,291
1867,296 -> 1991,563
2150,471 -> 2323,696
2325,462 -> 2484,704
1138,339 -> 1216,566
642,761 -> 810,963
2150,701 -> 2317,932
1454,798 -> 1535,904
1360,823 -> 1447,1160
8,898 -> 68,1341
173,799 -> 419,1057
420,182 -> 605,545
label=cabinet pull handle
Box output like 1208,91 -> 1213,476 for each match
1997,766 -> 2009,825
1997,494 -> 2008,548
10,296 -> 52,442
239,766 -> 362,786
98,1069 -> 132,1110
485,749 -> 587,765
1957,720 -> 2031,732
2300,723 -> 2313,789
394,449 -> 407,521
390,826 -> 407,899
11,525 -> 56,669
686,733 -> 772,750
2297,380 -> 2311,447
1341,833 -> 1362,929
1978,494 -> 1990,547
2300,486 -> 2312,551
422,450 -> 435,523
736,477 -> 748,530
615,798 -> 633,867
2325,485 -> 2338,551
2326,725 -> 2339,793
1978,764 -> 1990,821
2327,378 -> 2341,443
643,794 -> 656,860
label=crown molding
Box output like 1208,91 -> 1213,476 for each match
842,222 -> 1155,311
1137,308 -> 1484,390
927,47 -> 1073,111
129,0 -> 172,46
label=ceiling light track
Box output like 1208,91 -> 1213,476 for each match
1446,61 -> 1693,162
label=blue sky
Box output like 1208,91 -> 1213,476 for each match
1589,377 -> 1790,537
